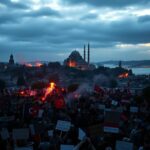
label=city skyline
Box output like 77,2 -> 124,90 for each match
0,0 -> 150,62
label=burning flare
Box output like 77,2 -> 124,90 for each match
35,62 -> 43,67
25,62 -> 43,68
25,63 -> 32,67
118,72 -> 129,78
68,60 -> 76,67
42,82 -> 56,101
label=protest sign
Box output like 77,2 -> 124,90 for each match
111,100 -> 118,106
60,145 -> 74,150
48,130 -> 53,137
104,126 -> 119,133
78,128 -> 86,140
12,128 -> 29,140
56,120 -> 71,132
116,141 -> 133,150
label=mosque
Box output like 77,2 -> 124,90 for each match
64,43 -> 95,70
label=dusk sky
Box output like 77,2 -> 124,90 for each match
0,0 -> 150,63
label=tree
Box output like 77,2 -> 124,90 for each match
0,79 -> 6,90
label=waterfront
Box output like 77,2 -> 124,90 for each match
103,64 -> 150,75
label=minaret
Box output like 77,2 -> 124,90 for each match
119,60 -> 122,68
84,45 -> 86,62
9,54 -> 14,65
88,43 -> 90,65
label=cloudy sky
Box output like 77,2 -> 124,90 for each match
0,0 -> 150,63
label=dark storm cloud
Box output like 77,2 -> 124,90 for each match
0,0 -> 150,61
63,0 -> 150,8
28,7 -> 60,17
138,15 -> 150,23
1,15 -> 150,49
0,7 -> 60,25
0,0 -> 29,9
0,13 -> 18,23
80,13 -> 98,20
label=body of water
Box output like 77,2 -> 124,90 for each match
103,64 -> 150,75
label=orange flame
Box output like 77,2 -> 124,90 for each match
25,63 -> 32,67
68,60 -> 76,67
25,62 -> 43,68
35,62 -> 43,67
42,82 -> 56,101
118,73 -> 129,78
20,91 -> 25,95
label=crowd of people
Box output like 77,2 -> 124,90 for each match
0,85 -> 149,150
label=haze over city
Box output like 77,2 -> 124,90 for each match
0,0 -> 150,62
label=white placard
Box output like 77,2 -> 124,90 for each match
104,126 -> 119,133
1,128 -> 10,140
56,120 -> 71,132
13,128 -> 29,140
111,100 -> 118,106
60,145 -> 74,150
130,107 -> 138,113
48,130 -> 53,137
116,141 -> 133,150
78,128 -> 86,140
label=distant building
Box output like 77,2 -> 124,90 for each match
64,44 -> 95,70
118,60 -> 122,68
9,54 -> 15,65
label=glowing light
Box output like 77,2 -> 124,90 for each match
116,44 -> 135,48
35,62 -> 43,67
25,63 -> 33,67
42,82 -> 56,101
139,43 -> 150,47
29,90 -> 36,96
116,43 -> 150,48
68,60 -> 76,67
118,73 -> 129,78
20,91 -> 25,95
